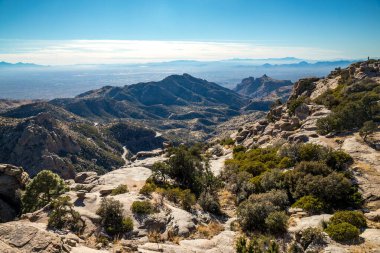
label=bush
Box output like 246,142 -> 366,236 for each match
96,198 -> 133,236
237,200 -> 276,231
220,137 -> 235,146
359,120 -> 377,140
329,211 -> 366,229
198,191 -> 221,214
131,201 -> 154,215
260,169 -> 285,191
297,227 -> 325,249
111,184 -> 129,195
139,182 -> 157,196
325,222 -> 360,243
48,196 -> 85,233
233,145 -> 246,154
285,162 -> 354,208
164,188 -> 183,204
248,190 -> 289,210
236,236 -> 280,253
181,189 -> 196,211
325,151 -> 353,171
265,211 -> 289,234
122,217 -> 134,233
22,170 -> 67,213
292,195 -> 326,214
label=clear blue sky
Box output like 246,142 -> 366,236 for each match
0,0 -> 379,64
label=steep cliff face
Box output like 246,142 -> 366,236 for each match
0,164 -> 29,222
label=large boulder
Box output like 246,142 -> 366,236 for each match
74,171 -> 99,184
0,221 -> 64,252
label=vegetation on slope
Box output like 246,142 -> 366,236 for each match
315,70 -> 380,135
221,143 -> 360,235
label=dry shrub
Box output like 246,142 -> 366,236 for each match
196,221 -> 224,239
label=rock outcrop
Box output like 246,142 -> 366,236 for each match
0,164 -> 29,222
0,221 -> 64,252
234,75 -> 293,111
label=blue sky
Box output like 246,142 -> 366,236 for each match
0,0 -> 379,64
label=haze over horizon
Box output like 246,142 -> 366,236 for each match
1,0 -> 380,65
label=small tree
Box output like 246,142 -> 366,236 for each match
359,120 -> 377,141
22,170 -> 67,213
96,198 -> 133,236
48,196 -> 85,233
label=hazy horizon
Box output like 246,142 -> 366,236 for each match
1,0 -> 380,65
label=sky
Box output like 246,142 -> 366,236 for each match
0,0 -> 379,65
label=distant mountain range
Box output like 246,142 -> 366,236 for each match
0,59 -> 358,69
0,61 -> 45,68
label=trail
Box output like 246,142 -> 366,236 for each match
121,146 -> 130,165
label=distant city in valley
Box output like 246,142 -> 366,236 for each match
0,58 -> 357,99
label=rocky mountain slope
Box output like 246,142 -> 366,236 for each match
230,59 -> 380,252
234,74 -> 293,110
52,73 -> 246,120
0,104 -> 166,179
49,74 -> 248,141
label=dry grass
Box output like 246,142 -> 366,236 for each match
218,189 -> 236,216
167,228 -> 182,244
195,221 -> 224,239
147,230 -> 164,243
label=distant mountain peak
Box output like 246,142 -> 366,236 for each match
234,75 -> 293,111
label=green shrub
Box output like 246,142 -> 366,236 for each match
48,196 -> 85,233
237,200 -> 276,231
248,190 -> 289,210
198,191 -> 221,214
220,137 -> 235,146
284,162 -> 354,208
131,201 -> 154,215
96,198 -> 133,236
359,120 -> 377,140
181,189 -> 196,211
329,210 -> 366,229
236,236 -> 280,253
278,157 -> 294,168
153,145 -> 220,196
164,187 -> 183,203
325,151 -> 353,171
260,169 -> 285,191
122,217 -> 134,233
265,211 -> 289,234
22,170 -> 67,213
111,184 -> 129,195
233,145 -> 246,154
325,222 -> 360,243
292,195 -> 326,214
139,182 -> 157,196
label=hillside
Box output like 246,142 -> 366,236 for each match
0,60 -> 379,253
0,103 -> 166,178
49,73 -> 248,141
230,59 -> 380,252
234,75 -> 293,110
